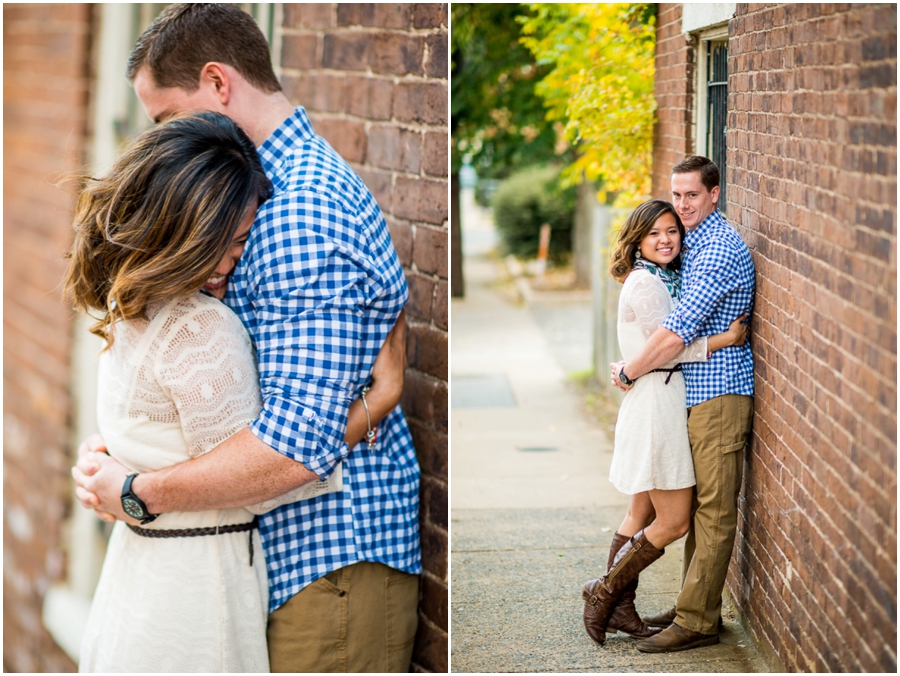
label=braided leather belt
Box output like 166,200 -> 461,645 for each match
647,363 -> 682,385
126,516 -> 259,566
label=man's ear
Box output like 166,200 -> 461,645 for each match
710,185 -> 720,205
199,62 -> 231,106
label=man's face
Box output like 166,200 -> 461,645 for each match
671,171 -> 719,231
133,66 -> 223,124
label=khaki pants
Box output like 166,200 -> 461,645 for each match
267,561 -> 419,673
675,394 -> 753,635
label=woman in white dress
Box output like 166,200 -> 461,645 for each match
581,200 -> 746,645
65,112 -> 405,672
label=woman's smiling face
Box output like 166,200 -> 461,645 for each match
638,212 -> 681,267
203,202 -> 256,299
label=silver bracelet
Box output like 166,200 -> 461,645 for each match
360,386 -> 377,450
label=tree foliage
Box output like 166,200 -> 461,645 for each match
520,4 -> 657,208
492,165 -> 576,259
450,3 -> 562,177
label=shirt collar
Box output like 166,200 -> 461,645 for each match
684,209 -> 727,248
257,106 -> 316,170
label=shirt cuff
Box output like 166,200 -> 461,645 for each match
662,313 -> 696,346
249,396 -> 348,479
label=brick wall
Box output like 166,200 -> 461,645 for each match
279,4 -> 449,671
2,3 -> 92,672
651,4 -> 695,197
654,3 -> 897,672
727,4 -> 896,671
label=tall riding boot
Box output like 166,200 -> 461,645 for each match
602,532 -> 661,638
582,530 -> 664,645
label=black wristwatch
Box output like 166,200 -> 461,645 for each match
121,473 -> 158,524
619,367 -> 636,386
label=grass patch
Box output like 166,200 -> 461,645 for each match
569,369 -> 622,440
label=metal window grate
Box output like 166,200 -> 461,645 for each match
707,42 -> 728,213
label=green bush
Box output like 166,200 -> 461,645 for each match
491,165 -> 575,259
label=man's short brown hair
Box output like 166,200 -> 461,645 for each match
126,3 -> 282,94
672,156 -> 720,193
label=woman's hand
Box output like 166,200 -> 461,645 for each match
726,314 -> 748,346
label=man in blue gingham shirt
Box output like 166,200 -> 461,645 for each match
227,106 -> 422,612
73,5 -> 424,671
661,209 -> 755,406
613,157 -> 755,654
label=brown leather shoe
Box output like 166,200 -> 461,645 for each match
636,622 -> 719,653
642,606 -> 724,630
603,533 -> 661,638
582,530 -> 664,645
641,605 -> 676,628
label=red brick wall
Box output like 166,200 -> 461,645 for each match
727,4 -> 896,671
651,4 -> 694,197
2,3 -> 92,672
279,4 -> 448,671
654,3 -> 897,672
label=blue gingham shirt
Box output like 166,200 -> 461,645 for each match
662,210 -> 755,407
225,107 -> 421,612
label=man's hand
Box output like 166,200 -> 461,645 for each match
610,361 -> 633,393
72,434 -> 136,524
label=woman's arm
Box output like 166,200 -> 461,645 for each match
671,313 -> 748,364
344,311 -> 407,447
707,314 -> 748,354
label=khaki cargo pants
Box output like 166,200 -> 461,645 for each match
267,561 -> 419,673
675,394 -> 753,635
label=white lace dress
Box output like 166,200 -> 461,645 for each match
79,292 -> 269,673
609,269 -> 709,495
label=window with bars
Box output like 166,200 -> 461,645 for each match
706,41 -> 728,212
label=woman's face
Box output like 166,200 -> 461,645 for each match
203,202 -> 257,300
638,212 -> 681,267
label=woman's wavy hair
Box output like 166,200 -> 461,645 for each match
609,200 -> 685,283
64,111 -> 272,348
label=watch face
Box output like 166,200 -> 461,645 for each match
122,498 -> 144,519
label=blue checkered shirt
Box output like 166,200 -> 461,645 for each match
224,107 -> 421,612
662,210 -> 755,407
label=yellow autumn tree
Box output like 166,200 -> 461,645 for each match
520,4 -> 656,208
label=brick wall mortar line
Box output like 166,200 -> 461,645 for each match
281,26 -> 446,38
281,66 -> 447,84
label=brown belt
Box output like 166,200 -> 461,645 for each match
126,516 -> 258,566
647,363 -> 682,384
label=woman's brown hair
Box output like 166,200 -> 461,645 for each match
609,200 -> 685,283
64,111 -> 271,348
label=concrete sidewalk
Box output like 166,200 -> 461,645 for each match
450,227 -> 766,672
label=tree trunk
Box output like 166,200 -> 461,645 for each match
572,174 -> 595,289
451,171 -> 465,297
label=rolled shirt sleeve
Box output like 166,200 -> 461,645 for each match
663,254 -> 740,345
234,189 -> 406,479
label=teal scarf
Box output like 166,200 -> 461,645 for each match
634,259 -> 681,300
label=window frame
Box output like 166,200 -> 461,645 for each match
692,24 -> 730,213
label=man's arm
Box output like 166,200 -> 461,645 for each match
74,429 -> 317,522
73,311 -> 407,521
621,326 -> 686,379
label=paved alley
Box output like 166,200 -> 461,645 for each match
449,197 -> 766,673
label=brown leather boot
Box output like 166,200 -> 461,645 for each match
642,605 -> 677,628
596,533 -> 661,638
582,530 -> 664,645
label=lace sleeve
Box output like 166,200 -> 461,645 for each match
155,298 -> 262,458
622,271 -> 708,365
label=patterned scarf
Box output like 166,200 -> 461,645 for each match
634,258 -> 682,301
